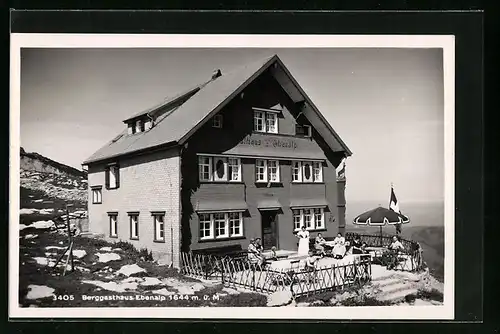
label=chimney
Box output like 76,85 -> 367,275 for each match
212,69 -> 222,80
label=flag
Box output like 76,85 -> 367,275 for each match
337,159 -> 346,180
389,185 -> 402,234
389,186 -> 401,213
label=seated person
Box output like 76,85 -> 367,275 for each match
314,233 -> 327,256
386,236 -> 404,269
247,239 -> 265,265
332,233 -> 347,259
388,236 -> 405,252
304,250 -> 320,272
351,235 -> 363,254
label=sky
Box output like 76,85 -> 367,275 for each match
20,47 -> 444,205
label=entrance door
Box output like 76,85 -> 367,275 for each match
261,211 -> 278,250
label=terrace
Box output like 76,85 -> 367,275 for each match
180,233 -> 425,298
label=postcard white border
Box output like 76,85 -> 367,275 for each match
9,34 -> 455,320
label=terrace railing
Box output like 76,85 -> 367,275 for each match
180,252 -> 372,298
345,232 -> 425,272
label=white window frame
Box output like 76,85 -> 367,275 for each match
291,161 -> 323,183
303,208 -> 313,230
91,187 -> 102,204
214,213 -> 229,239
109,214 -> 118,238
267,160 -> 280,182
199,156 -> 213,182
153,214 -> 165,242
199,155 -> 241,183
254,111 -> 265,132
228,212 -> 243,237
212,114 -> 223,128
228,158 -> 242,182
302,162 -> 314,183
292,161 -> 302,183
313,162 -> 323,183
293,208 -> 325,231
314,208 -> 325,229
199,212 -> 244,240
265,112 -> 278,134
199,213 -> 213,240
108,165 -> 119,189
255,159 -> 267,183
293,209 -> 303,231
213,157 -> 228,182
129,214 -> 139,240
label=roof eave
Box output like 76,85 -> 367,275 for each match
82,140 -> 180,166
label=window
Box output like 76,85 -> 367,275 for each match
295,124 -> 312,137
292,208 -> 325,231
214,213 -> 228,238
213,157 -> 228,182
106,164 -> 120,189
91,187 -> 102,204
254,111 -> 265,132
313,162 -> 323,182
129,213 -> 139,240
256,159 -> 280,183
291,161 -> 323,183
229,212 -> 243,237
212,115 -> 223,128
228,158 -> 241,182
153,213 -> 165,242
314,208 -> 325,229
136,119 -> 144,133
266,112 -> 278,133
254,110 -> 279,133
198,212 -> 244,240
199,156 -> 241,182
199,213 -> 212,240
108,213 -> 118,238
302,162 -> 313,182
303,209 -> 313,229
293,209 -> 302,231
292,161 -> 302,182
267,160 -> 280,182
199,156 -> 212,181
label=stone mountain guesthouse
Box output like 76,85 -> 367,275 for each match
82,55 -> 352,268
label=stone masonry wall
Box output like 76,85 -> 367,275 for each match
87,148 -> 181,267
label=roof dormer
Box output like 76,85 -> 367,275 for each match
127,116 -> 153,135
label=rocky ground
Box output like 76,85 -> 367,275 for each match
19,212 -> 267,307
20,169 -> 87,203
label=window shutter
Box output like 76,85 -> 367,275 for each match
115,164 -> 120,188
105,167 -> 110,189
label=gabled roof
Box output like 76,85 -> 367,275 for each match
83,54 -> 351,165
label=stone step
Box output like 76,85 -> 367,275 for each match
379,282 -> 413,295
378,288 -> 419,303
371,277 -> 401,288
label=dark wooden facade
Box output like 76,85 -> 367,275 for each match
180,69 -> 346,252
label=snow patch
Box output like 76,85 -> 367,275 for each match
25,234 -> 38,240
140,277 -> 163,286
46,246 -> 66,250
26,285 -> 55,300
95,252 -> 121,263
99,247 -> 113,252
116,264 -> 146,277
72,250 -> 87,259
19,224 -> 28,231
31,220 -> 56,230
82,280 -> 138,293
151,288 -> 175,296
162,278 -> 205,295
